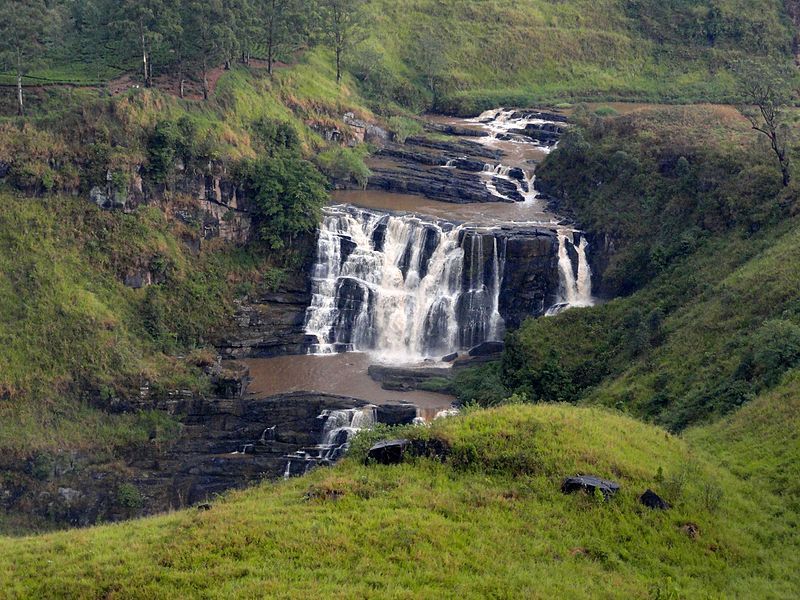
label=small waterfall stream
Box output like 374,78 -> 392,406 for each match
546,232 -> 594,315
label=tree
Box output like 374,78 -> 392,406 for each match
320,0 -> 366,84
261,0 -> 302,77
244,154 -> 328,249
112,0 -> 169,88
736,60 -> 795,187
183,0 -> 231,99
0,0 -> 51,116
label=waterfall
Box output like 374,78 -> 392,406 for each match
304,205 -> 506,362
283,406 -> 377,478
546,231 -> 594,315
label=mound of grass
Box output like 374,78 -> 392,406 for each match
0,403 -> 797,597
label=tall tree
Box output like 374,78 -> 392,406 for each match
183,0 -> 234,99
320,0 -> 366,84
0,0 -> 51,116
261,0 -> 301,77
112,0 -> 168,87
737,60 -> 795,187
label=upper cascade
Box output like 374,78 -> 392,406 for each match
305,108 -> 594,362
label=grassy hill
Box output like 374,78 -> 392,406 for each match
354,0 -> 796,112
2,0 -> 796,116
1,402 -> 797,598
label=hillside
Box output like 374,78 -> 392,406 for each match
1,402 -> 798,598
0,0 -> 799,594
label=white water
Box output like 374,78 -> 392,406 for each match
469,108 -> 563,154
481,162 -> 538,203
283,406 -> 377,478
546,231 -> 594,315
304,205 -> 506,362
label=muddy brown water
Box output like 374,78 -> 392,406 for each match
243,353 -> 455,416
332,190 -> 559,227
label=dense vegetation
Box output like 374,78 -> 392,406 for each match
2,401 -> 798,597
1,0 -> 798,115
0,1 -> 799,594
451,105 -> 800,433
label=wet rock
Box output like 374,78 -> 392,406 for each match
561,475 -> 621,499
424,122 -> 489,137
368,365 -> 453,391
468,341 -> 505,357
376,404 -> 419,426
366,439 -> 411,465
442,352 -> 459,363
640,489 -> 670,510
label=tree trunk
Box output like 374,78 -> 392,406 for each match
336,46 -> 342,83
16,72 -> 24,117
141,27 -> 150,87
202,59 -> 209,100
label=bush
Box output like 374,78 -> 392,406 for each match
737,320 -> 800,388
387,116 -> 423,143
315,147 -> 371,189
242,155 -> 328,250
116,483 -> 143,509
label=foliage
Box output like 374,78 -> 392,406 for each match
315,145 -> 371,187
241,152 -> 328,250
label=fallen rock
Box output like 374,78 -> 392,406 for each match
441,352 -> 458,363
640,489 -> 670,510
366,439 -> 411,465
468,341 -> 505,357
680,523 -> 700,539
561,475 -> 620,499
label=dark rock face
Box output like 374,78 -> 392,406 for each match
561,476 -> 621,499
376,404 -> 419,426
498,228 -> 561,328
215,271 -> 314,359
366,439 -> 411,465
365,137 -> 508,205
1,384 -> 422,527
640,489 -> 670,510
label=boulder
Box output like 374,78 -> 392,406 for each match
376,404 -> 418,426
441,352 -> 458,363
639,489 -> 670,510
561,475 -> 620,499
366,439 -> 411,465
468,341 -> 505,357
0,161 -> 10,178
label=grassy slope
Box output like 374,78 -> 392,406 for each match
359,0 -> 795,112
498,105 -> 800,431
0,403 -> 797,598
0,49 -> 372,457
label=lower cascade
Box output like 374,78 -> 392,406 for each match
547,231 -> 594,315
304,205 -> 506,361
283,406 -> 377,478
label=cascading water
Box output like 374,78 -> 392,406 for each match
481,163 -> 538,203
546,231 -> 594,315
283,406 -> 377,478
304,205 -> 506,362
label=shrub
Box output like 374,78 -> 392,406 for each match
315,147 -> 371,188
387,116 -> 423,143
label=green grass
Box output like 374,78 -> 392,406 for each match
356,0 -> 794,112
0,402 -> 797,597
0,192 -> 283,455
